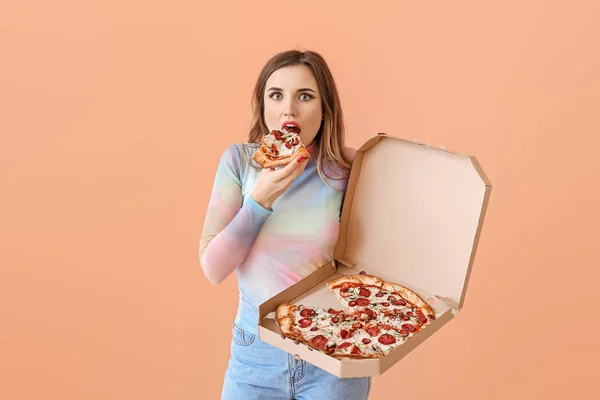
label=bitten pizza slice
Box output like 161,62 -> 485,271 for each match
252,126 -> 310,169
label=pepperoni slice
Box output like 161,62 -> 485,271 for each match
402,315 -> 410,321
348,300 -> 357,307
355,298 -> 370,306
340,288 -> 352,298
375,292 -> 384,297
381,324 -> 392,330
310,335 -> 328,349
398,299 -> 407,306
359,287 -> 372,297
388,296 -> 397,302
378,334 -> 397,345
272,130 -> 284,141
362,338 -> 371,344
351,345 -> 361,354
394,309 -> 403,314
402,323 -> 417,332
367,326 -> 380,337
352,322 -> 361,329
417,313 -> 428,323
300,308 -> 315,317
406,312 -> 414,317
399,329 -> 409,336
328,308 -> 341,314
310,326 -> 318,331
331,317 -> 339,323
338,341 -> 352,349
298,318 -> 313,328
362,308 -> 376,319
340,329 -> 350,339
381,302 -> 390,307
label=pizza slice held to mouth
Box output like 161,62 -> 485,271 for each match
251,126 -> 310,169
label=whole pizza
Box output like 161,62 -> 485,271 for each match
276,273 -> 436,358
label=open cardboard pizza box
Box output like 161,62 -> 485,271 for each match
257,133 -> 492,378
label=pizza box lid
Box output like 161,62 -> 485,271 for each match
333,133 -> 491,311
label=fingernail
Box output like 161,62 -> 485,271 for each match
297,156 -> 303,163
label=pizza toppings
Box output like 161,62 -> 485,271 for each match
299,318 -> 313,328
300,308 -> 316,318
311,335 -> 329,349
251,128 -> 310,168
378,334 -> 397,345
367,326 -> 380,337
362,308 -> 377,319
355,298 -> 370,306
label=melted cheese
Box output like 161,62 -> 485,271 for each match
263,130 -> 303,157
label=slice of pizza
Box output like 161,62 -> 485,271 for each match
327,274 -> 435,325
277,304 -> 346,355
351,324 -> 406,357
252,126 -> 310,169
326,274 -> 384,323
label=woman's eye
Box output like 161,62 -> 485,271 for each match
271,93 -> 282,100
300,93 -> 312,100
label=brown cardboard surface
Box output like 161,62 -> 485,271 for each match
257,263 -> 455,377
258,133 -> 491,377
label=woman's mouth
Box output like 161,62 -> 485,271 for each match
281,121 -> 301,134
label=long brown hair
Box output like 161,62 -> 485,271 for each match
242,49 -> 353,189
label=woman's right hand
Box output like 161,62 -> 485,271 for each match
251,155 -> 309,210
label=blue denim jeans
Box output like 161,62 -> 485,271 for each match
221,322 -> 372,400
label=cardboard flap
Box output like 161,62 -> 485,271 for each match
335,135 -> 491,308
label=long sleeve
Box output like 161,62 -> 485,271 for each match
199,145 -> 272,284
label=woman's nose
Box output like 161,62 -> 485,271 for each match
283,100 -> 297,116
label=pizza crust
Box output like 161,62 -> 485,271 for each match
276,303 -> 299,339
252,145 -> 310,168
326,274 -> 384,290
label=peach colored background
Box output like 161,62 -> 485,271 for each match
1,1 -> 599,399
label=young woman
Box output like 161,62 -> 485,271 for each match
199,50 -> 371,399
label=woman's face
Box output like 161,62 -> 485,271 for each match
263,64 -> 322,146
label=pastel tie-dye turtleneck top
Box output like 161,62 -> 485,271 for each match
199,142 -> 354,334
